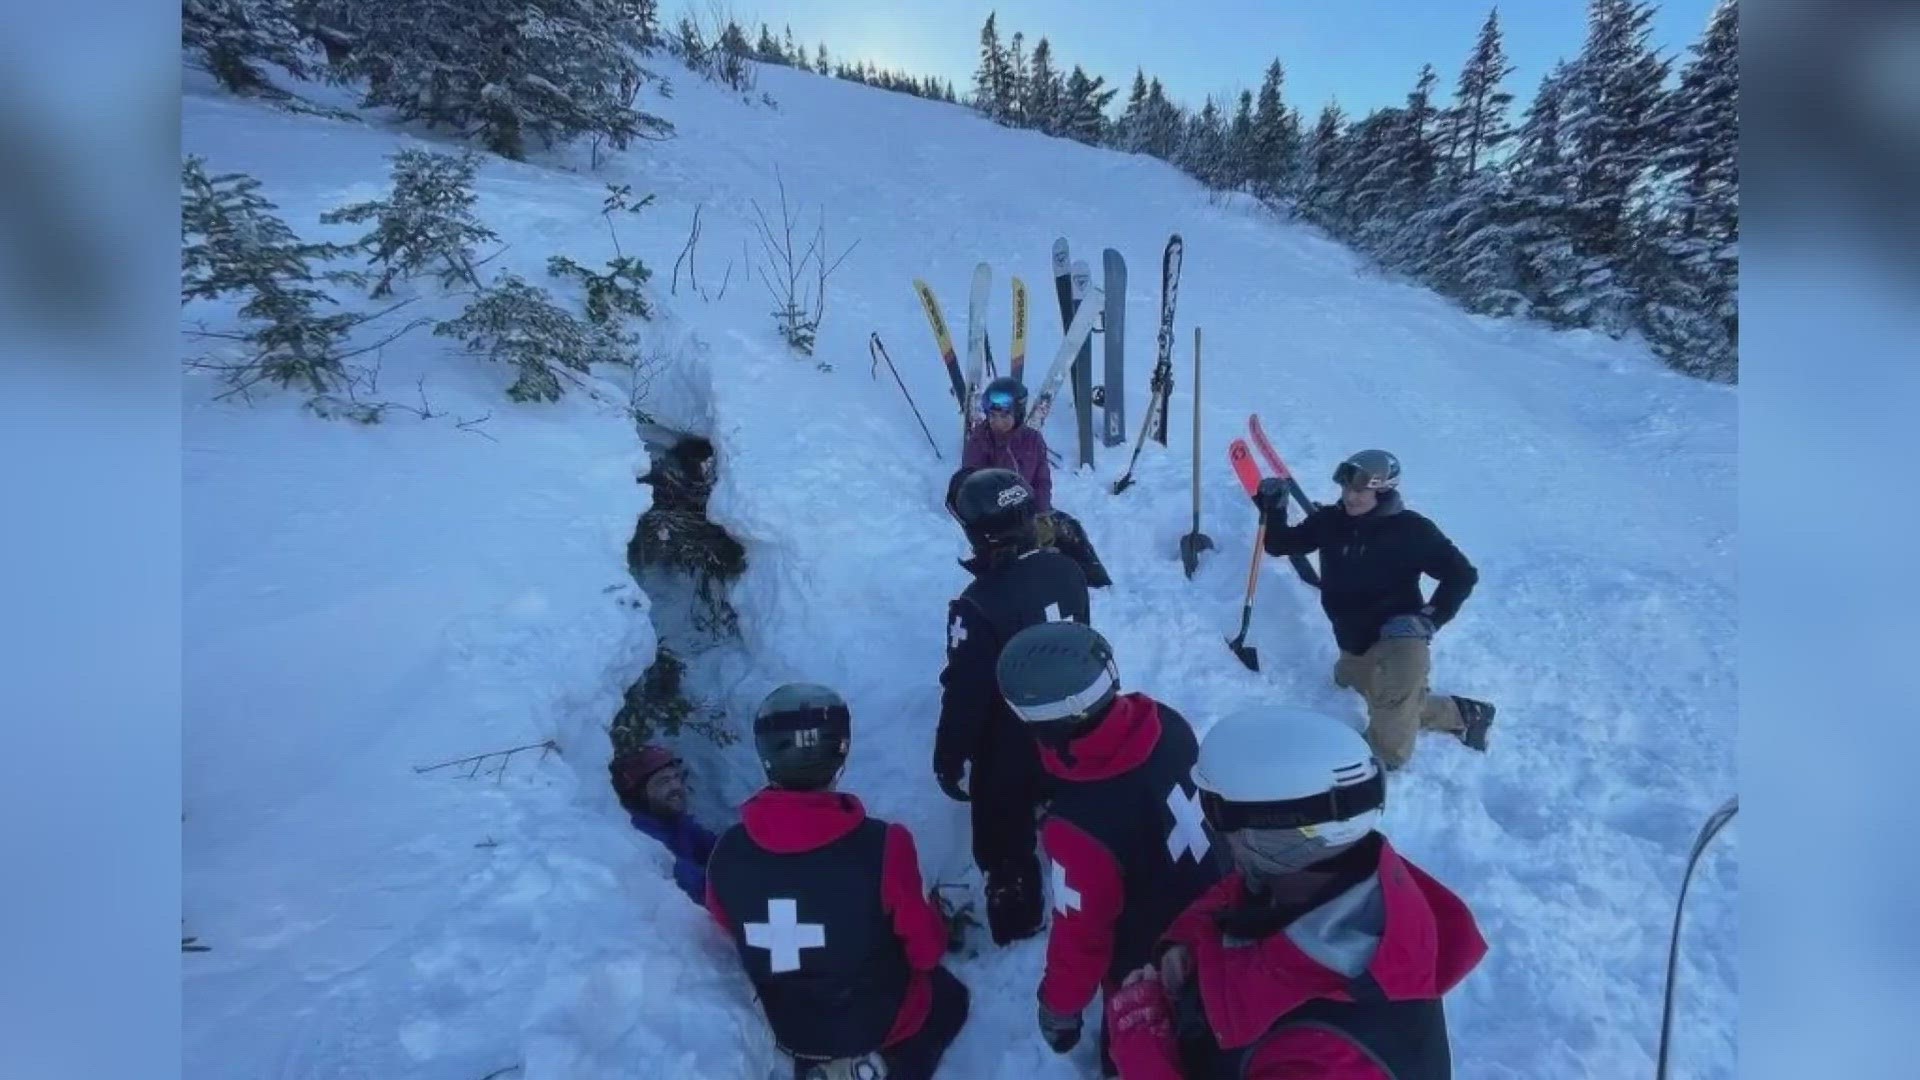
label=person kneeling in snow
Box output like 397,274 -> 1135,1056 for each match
959,376 -> 1112,588
610,745 -> 717,905
707,684 -> 970,1080
1104,707 -> 1487,1079
997,622 -> 1226,1077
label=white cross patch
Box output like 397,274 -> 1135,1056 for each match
744,897 -> 826,974
1045,602 -> 1064,622
1050,859 -> 1082,916
1165,785 -> 1211,864
948,615 -> 968,650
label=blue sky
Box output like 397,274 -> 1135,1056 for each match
722,1 -> 1721,119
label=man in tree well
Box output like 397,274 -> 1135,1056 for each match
1253,449 -> 1495,769
610,744 -> 718,904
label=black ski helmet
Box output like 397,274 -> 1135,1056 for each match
753,683 -> 852,791
996,621 -> 1120,735
980,376 -> 1029,425
1333,448 -> 1401,492
948,467 -> 1038,552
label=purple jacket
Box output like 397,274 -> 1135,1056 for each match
962,424 -> 1053,513
629,808 -> 718,904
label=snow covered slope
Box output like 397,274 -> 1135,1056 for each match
183,57 -> 1736,1080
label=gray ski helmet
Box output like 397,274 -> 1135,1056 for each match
753,683 -> 852,790
997,621 -> 1120,727
980,376 -> 1028,425
949,467 -> 1038,550
1333,448 -> 1401,491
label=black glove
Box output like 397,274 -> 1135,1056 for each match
1037,1000 -> 1083,1054
936,766 -> 971,803
1253,476 -> 1289,519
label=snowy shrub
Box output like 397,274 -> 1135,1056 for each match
183,0 -> 310,94
333,0 -> 673,162
180,157 -> 378,396
434,273 -> 628,402
546,183 -> 655,326
748,171 -> 858,363
321,148 -> 499,297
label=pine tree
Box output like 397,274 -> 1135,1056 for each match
1504,64 -> 1594,326
435,274 -> 628,402
1295,101 -> 1346,219
815,43 -> 829,74
755,23 -> 780,63
339,0 -> 672,162
610,1 -> 659,50
1141,78 -> 1183,160
181,157 -> 365,395
1227,91 -> 1256,190
784,25 -> 800,69
1559,0 -> 1670,326
1007,32 -> 1029,127
184,0 -> 309,94
713,21 -> 755,90
1060,66 -> 1116,146
320,148 -> 498,297
1640,0 -> 1738,380
1178,98 -> 1229,188
1248,60 -> 1301,198
1023,38 -> 1062,135
1451,8 -> 1516,179
973,13 -> 1013,122
1115,69 -> 1149,151
1396,64 -> 1443,205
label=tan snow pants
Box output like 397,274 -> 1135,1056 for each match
1333,638 -> 1466,769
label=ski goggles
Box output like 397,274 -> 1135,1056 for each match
1198,771 -> 1385,835
1333,461 -> 1394,491
983,388 -> 1020,413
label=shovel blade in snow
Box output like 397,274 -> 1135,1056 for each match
1180,531 -> 1213,578
1226,635 -> 1259,671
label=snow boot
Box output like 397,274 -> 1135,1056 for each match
1453,697 -> 1496,752
984,865 -> 1044,945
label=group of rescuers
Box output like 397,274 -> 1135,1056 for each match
608,376 -> 1497,1080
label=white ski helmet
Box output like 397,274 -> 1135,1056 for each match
1193,706 -> 1384,850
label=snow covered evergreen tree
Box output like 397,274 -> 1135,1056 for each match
1060,66 -> 1115,146
1114,69 -> 1149,152
1023,38 -> 1063,136
1639,0 -> 1738,380
184,0 -> 310,94
815,43 -> 829,74
1227,91 -> 1256,191
713,20 -> 755,90
1558,0 -> 1670,330
1140,78 -> 1184,160
1450,8 -> 1516,180
1504,65 -> 1595,326
338,0 -> 671,162
1178,98 -> 1230,190
320,149 -> 498,297
181,157 -> 365,395
1249,60 -> 1301,200
755,23 -> 781,64
973,13 -> 1014,122
1006,32 -> 1029,127
611,0 -> 659,50
435,274 -> 628,402
784,26 -> 802,70
1295,101 -> 1345,219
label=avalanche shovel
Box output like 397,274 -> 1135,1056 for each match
1179,327 -> 1212,578
1226,516 -> 1267,671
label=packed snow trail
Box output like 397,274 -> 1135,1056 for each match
183,57 -> 1735,1080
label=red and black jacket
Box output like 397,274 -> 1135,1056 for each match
704,789 -> 948,1060
1108,836 -> 1487,1079
1037,693 -> 1227,1016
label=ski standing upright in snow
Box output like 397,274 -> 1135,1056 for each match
1110,234 -> 1184,492
1010,276 -> 1029,386
1069,259 -> 1096,468
966,262 -> 992,425
1101,248 -> 1127,447
914,278 -> 969,448
1027,282 -> 1104,430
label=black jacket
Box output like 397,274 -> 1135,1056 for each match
933,547 -> 1090,779
1263,491 -> 1476,656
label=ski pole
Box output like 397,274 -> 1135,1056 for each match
869,333 -> 943,460
1655,795 -> 1738,1080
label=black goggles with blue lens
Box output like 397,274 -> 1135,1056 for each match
984,389 -> 1019,413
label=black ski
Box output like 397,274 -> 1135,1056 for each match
1101,248 -> 1126,447
1655,796 -> 1738,1080
1070,258 -> 1095,469
1149,234 -> 1182,446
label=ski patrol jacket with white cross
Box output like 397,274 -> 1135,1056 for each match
1106,834 -> 1487,1080
933,548 -> 1091,780
1036,693 -> 1228,1017
704,789 -> 949,1061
